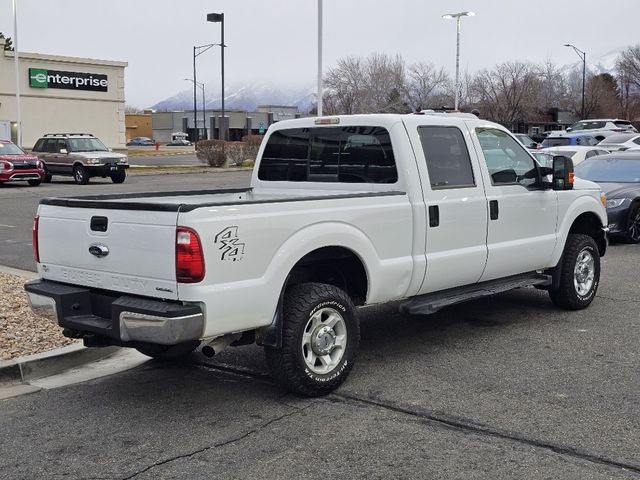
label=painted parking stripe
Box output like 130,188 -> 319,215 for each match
0,224 -> 16,228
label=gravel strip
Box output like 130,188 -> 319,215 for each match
0,273 -> 78,360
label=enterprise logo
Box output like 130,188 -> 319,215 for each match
29,68 -> 108,92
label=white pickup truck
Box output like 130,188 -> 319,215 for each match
25,112 -> 608,396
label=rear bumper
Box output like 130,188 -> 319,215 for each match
24,279 -> 203,346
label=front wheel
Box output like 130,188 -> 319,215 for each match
28,179 -> 42,186
623,202 -> 640,244
265,283 -> 360,397
549,234 -> 600,310
110,169 -> 126,184
73,165 -> 89,185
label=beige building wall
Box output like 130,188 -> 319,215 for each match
0,38 -> 127,149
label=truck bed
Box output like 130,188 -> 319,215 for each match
40,187 -> 405,212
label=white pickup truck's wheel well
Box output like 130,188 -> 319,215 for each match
286,246 -> 368,306
568,212 -> 606,256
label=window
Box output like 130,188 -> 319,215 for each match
476,128 -> 537,187
633,138 -> 640,145
32,138 -> 45,152
56,139 -> 67,152
258,126 -> 398,183
541,137 -> 571,148
45,139 -> 59,153
418,126 -> 475,189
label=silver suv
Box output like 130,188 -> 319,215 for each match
32,133 -> 129,184
550,119 -> 637,142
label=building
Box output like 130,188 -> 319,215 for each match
125,111 -> 153,141
0,37 -> 127,150
152,106 -> 301,143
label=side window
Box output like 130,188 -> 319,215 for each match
258,126 -> 398,183
32,139 -> 45,152
633,138 -> 640,145
585,150 -> 599,159
476,128 -> 537,187
418,126 -> 475,189
56,139 -> 67,152
45,139 -> 59,153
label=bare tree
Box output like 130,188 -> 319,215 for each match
403,62 -> 451,111
324,56 -> 366,114
470,61 -> 538,128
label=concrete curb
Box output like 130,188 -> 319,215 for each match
128,166 -> 253,175
0,344 -> 121,384
0,264 -> 120,385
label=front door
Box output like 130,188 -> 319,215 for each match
469,126 -> 558,281
404,120 -> 489,294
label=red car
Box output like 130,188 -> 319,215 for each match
0,140 -> 45,186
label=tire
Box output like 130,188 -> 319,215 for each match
549,234 -> 600,310
110,170 -> 126,184
43,166 -> 52,183
73,165 -> 89,185
135,340 -> 200,360
623,202 -> 640,244
28,179 -> 42,186
265,282 -> 360,397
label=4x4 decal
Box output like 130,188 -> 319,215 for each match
215,226 -> 245,261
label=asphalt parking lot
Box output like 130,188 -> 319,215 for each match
0,172 -> 639,478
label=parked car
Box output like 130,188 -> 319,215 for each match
126,137 -> 155,146
513,133 -> 538,149
32,133 -> 129,185
0,140 -> 45,186
540,133 -> 599,148
575,153 -> 640,243
539,145 -> 610,166
25,112 -> 607,396
167,138 -> 192,146
596,133 -> 640,152
549,119 -> 637,141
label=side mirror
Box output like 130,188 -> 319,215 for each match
566,127 -> 573,132
552,155 -> 574,190
60,148 -> 68,155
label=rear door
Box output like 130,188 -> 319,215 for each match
37,205 -> 180,300
403,118 -> 489,294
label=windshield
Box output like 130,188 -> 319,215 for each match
575,158 -> 640,183
67,138 -> 108,152
0,142 -> 25,155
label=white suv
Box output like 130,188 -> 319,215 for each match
551,119 -> 637,141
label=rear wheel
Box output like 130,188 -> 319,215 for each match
549,234 -> 600,310
28,179 -> 42,186
623,203 -> 640,244
73,165 -> 89,185
43,165 -> 52,183
135,340 -> 200,360
110,169 -> 126,184
265,282 -> 360,397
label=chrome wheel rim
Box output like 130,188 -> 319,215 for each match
301,307 -> 347,375
75,168 -> 84,182
574,249 -> 595,296
628,208 -> 640,241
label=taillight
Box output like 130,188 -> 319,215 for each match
176,227 -> 205,283
33,215 -> 40,263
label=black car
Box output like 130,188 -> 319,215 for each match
575,153 -> 640,243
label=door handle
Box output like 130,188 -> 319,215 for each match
429,205 -> 439,227
489,200 -> 499,220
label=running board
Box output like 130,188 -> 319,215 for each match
400,273 -> 552,316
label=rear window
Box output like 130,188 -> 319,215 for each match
614,121 -> 632,127
258,126 -> 398,183
601,134 -> 636,144
570,121 -> 606,131
541,138 -> 571,147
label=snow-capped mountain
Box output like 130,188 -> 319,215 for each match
562,47 -> 622,75
152,81 -> 316,112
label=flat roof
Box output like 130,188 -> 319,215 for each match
3,49 -> 127,68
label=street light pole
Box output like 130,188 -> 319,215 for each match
317,0 -> 323,117
564,44 -> 586,119
207,13 -> 225,140
192,43 -> 217,143
12,0 -> 21,147
442,11 -> 475,111
185,79 -> 205,137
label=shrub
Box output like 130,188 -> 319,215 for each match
196,140 -> 226,167
226,142 -> 245,167
242,134 -> 264,164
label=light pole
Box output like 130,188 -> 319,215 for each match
564,44 -> 586,119
192,43 -> 216,143
442,11 -> 475,111
317,0 -> 323,116
12,0 -> 21,147
207,13 -> 226,140
185,79 -> 206,139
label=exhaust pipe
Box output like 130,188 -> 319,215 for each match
201,333 -> 241,357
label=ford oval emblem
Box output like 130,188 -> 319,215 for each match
89,243 -> 109,258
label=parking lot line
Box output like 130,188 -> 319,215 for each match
0,224 -> 16,228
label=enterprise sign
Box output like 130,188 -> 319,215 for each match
29,68 -> 108,92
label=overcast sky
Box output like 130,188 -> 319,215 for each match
1,0 -> 638,108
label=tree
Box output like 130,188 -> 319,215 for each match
0,32 -> 14,51
402,62 -> 451,112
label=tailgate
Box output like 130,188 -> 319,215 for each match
37,204 -> 179,300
